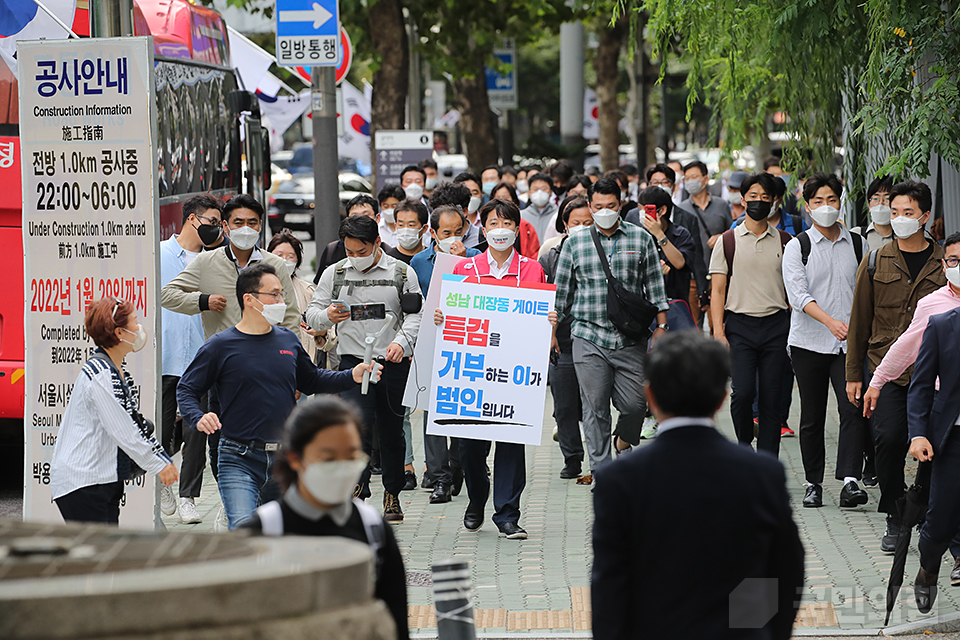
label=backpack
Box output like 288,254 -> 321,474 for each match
256,498 -> 387,578
332,258 -> 407,300
722,227 -> 793,282
796,230 -> 865,267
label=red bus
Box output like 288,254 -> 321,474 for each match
0,0 -> 267,433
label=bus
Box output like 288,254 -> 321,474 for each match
0,0 -> 268,435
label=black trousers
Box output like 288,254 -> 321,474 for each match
55,481 -> 124,524
549,350 -> 584,463
460,438 -> 525,527
340,355 -> 409,498
726,310 -> 790,456
162,375 -> 207,498
870,379 -> 909,515
790,348 -> 868,484
919,433 -> 960,572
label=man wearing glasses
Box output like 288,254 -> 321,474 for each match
852,176 -> 896,252
177,263 -> 372,529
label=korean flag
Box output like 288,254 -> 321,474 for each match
0,0 -> 77,78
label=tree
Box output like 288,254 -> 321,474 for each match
592,14 -> 628,171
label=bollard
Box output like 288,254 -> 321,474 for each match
432,559 -> 477,640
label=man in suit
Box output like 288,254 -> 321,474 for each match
591,331 -> 804,640
907,306 -> 960,613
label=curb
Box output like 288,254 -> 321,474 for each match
882,609 -> 960,636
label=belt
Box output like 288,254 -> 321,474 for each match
223,436 -> 280,452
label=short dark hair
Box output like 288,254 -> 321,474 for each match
377,183 -> 405,204
645,163 -> 676,185
645,332 -> 730,417
267,228 -> 304,272
682,160 -> 709,177
558,195 -> 590,226
637,186 -> 674,219
549,160 -> 574,183
527,172 -> 552,189
482,165 -> 503,179
520,164 -> 541,174
429,181 -> 471,210
400,165 -> 426,182
739,172 -> 778,197
417,158 -> 437,171
621,164 -> 639,177
223,194 -> 264,221
603,170 -> 628,190
339,214 -> 379,245
236,263 -> 277,313
395,198 -> 429,226
568,175 -> 592,192
346,193 -> 379,215
944,232 -> 960,251
890,180 -> 932,213
454,171 -> 481,187
763,155 -> 781,171
479,198 -> 522,227
589,177 -> 622,202
490,181 -> 520,207
501,165 -> 518,178
867,175 -> 895,201
182,194 -> 222,224
771,175 -> 787,199
431,204 -> 467,231
802,172 -> 843,202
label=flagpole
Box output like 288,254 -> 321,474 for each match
31,0 -> 80,38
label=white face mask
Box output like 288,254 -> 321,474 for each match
870,204 -> 892,226
685,178 -> 705,196
254,296 -> 286,325
300,459 -> 368,506
592,208 -> 620,230
890,215 -> 921,239
486,227 -> 516,251
515,179 -> 529,193
121,325 -> 148,352
723,189 -> 740,204
425,177 -> 438,190
381,208 -> 396,224
397,228 -> 423,250
437,235 -> 463,253
809,205 -> 840,228
283,259 -> 297,275
530,190 -> 550,208
348,250 -> 378,272
658,185 -> 672,196
467,196 -> 482,214
229,226 -> 259,251
945,264 -> 960,288
567,223 -> 591,235
404,183 -> 424,200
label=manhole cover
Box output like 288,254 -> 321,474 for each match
406,570 -> 433,587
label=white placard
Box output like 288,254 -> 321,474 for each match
426,275 -> 554,446
402,252 -> 463,411
20,37 -> 159,528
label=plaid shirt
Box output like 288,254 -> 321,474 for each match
554,222 -> 669,349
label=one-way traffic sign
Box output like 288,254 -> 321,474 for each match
276,0 -> 340,67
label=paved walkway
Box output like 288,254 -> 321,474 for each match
162,388 -> 960,636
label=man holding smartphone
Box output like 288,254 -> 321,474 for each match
307,215 -> 424,523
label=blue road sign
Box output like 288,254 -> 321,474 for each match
485,40 -> 517,110
276,0 -> 340,67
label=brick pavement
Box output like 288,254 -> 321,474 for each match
162,388 -> 960,635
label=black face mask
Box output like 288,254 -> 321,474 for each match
745,200 -> 772,221
196,222 -> 222,245
551,184 -> 566,196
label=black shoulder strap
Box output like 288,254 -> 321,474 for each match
590,226 -> 616,283
853,233 -> 864,265
797,231 -> 811,266
867,248 -> 878,280
791,213 -> 803,236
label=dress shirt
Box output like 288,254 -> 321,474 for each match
487,249 -> 517,279
307,250 -> 423,359
657,417 -> 717,435
851,222 -> 894,252
159,235 -> 205,377
378,218 -> 398,246
782,225 -> 859,354
870,285 -> 960,389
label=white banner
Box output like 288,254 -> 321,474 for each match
426,275 -> 554,446
583,87 -> 599,140
19,37 -> 159,528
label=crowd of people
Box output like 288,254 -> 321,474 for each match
46,151 -> 960,637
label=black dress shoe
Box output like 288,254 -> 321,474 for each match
371,464 -> 382,476
915,567 -> 939,613
420,475 -> 435,492
839,481 -> 868,508
951,557 -> 960,587
403,470 -> 417,491
429,481 -> 452,504
803,484 -> 823,508
497,522 -> 527,540
451,466 -> 464,497
463,505 -> 483,532
559,459 -> 582,479
881,515 -> 901,553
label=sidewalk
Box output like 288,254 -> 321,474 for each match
162,388 -> 960,636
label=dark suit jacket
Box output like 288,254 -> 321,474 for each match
907,307 -> 960,452
591,425 -> 804,640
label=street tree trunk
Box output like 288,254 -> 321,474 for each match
368,0 -> 408,184
453,58 -> 499,169
595,17 -> 627,172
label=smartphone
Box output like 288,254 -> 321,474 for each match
331,299 -> 348,312
350,303 -> 387,321
644,204 -> 658,220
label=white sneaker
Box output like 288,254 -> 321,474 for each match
178,498 -> 202,524
214,505 -> 228,533
159,485 -> 177,516
640,417 -> 658,440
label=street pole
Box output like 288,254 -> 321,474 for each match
90,0 -> 133,37
312,66 -> 340,257
559,21 -> 585,171
432,559 -> 476,640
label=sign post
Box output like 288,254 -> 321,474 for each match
275,0 -> 340,67
373,129 -> 433,192
19,37 -> 159,528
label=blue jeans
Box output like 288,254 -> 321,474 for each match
217,437 -> 281,530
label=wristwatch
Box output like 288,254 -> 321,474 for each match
657,323 -> 669,331
658,236 -> 669,247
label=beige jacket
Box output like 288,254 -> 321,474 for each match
161,245 -> 299,339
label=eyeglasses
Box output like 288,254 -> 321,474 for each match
945,258 -> 960,268
251,291 -> 284,301
195,213 -> 220,226
648,180 -> 673,187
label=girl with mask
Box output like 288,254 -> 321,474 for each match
51,298 -> 177,524
244,396 -> 409,640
